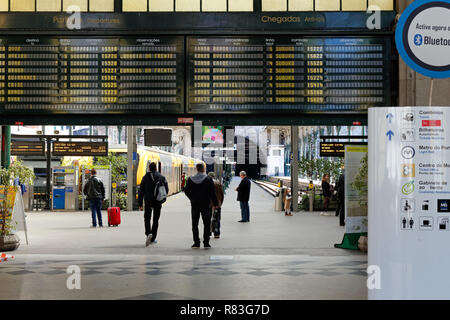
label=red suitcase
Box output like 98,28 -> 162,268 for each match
107,207 -> 121,227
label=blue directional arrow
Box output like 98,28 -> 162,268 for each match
386,113 -> 394,124
386,130 -> 394,141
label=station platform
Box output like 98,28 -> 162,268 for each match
0,178 -> 367,300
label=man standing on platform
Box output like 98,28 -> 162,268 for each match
83,169 -> 105,228
184,163 -> 218,249
236,171 -> 251,223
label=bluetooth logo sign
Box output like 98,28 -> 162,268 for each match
414,34 -> 423,46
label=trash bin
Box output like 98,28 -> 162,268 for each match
275,187 -> 286,211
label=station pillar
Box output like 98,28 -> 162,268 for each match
291,126 -> 299,212
127,126 -> 137,211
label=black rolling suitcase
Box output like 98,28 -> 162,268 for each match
211,208 -> 221,237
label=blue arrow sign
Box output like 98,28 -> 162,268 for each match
386,130 -> 394,141
386,113 -> 394,124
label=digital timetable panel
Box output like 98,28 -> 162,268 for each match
187,36 -> 391,113
0,37 -> 184,114
52,142 -> 108,156
11,141 -> 45,156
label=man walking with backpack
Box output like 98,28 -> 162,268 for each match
83,169 -> 106,228
138,162 -> 169,247
184,163 -> 218,249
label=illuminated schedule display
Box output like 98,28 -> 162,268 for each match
11,141 -> 45,156
52,142 -> 108,156
187,36 -> 391,113
0,37 -> 184,114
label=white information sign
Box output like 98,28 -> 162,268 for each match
369,106 -> 450,299
344,145 -> 368,234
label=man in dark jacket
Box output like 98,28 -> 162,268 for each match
335,173 -> 345,226
83,169 -> 105,228
236,171 -> 251,223
184,163 -> 218,249
138,162 -> 169,247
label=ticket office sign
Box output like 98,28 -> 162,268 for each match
369,107 -> 450,299
0,36 -> 184,114
187,36 -> 391,113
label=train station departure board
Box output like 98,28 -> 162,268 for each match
187,36 -> 391,113
0,37 -> 184,114
11,141 -> 45,156
52,142 -> 108,156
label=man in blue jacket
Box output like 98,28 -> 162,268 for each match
184,163 -> 218,249
138,162 -> 169,247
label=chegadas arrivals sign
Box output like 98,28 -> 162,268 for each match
395,0 -> 450,78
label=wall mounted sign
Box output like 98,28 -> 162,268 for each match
395,0 -> 450,78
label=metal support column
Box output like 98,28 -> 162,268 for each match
45,138 -> 52,210
127,126 -> 137,211
291,126 -> 299,212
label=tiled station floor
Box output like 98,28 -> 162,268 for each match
0,178 -> 367,300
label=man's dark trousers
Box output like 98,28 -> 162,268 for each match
144,203 -> 162,241
191,206 -> 212,245
338,200 -> 345,226
240,201 -> 250,222
89,198 -> 103,227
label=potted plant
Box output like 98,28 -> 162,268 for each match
0,161 -> 35,251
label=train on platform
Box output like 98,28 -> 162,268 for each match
107,145 -> 203,195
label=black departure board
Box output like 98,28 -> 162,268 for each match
0,37 -> 184,114
320,142 -> 346,157
187,36 -> 391,113
320,142 -> 368,157
52,142 -> 108,156
11,141 -> 45,156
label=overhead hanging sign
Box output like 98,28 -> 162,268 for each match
52,142 -> 108,156
395,0 -> 450,78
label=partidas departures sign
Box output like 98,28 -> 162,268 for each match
395,0 -> 450,78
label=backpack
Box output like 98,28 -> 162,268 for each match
151,172 -> 167,203
85,177 -> 100,199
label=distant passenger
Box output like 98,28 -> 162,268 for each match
184,163 -> 218,249
208,172 -> 225,239
181,172 -> 186,191
236,171 -> 251,223
335,173 -> 345,226
320,174 -> 332,216
138,162 -> 169,247
83,169 -> 105,228
284,187 -> 293,216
